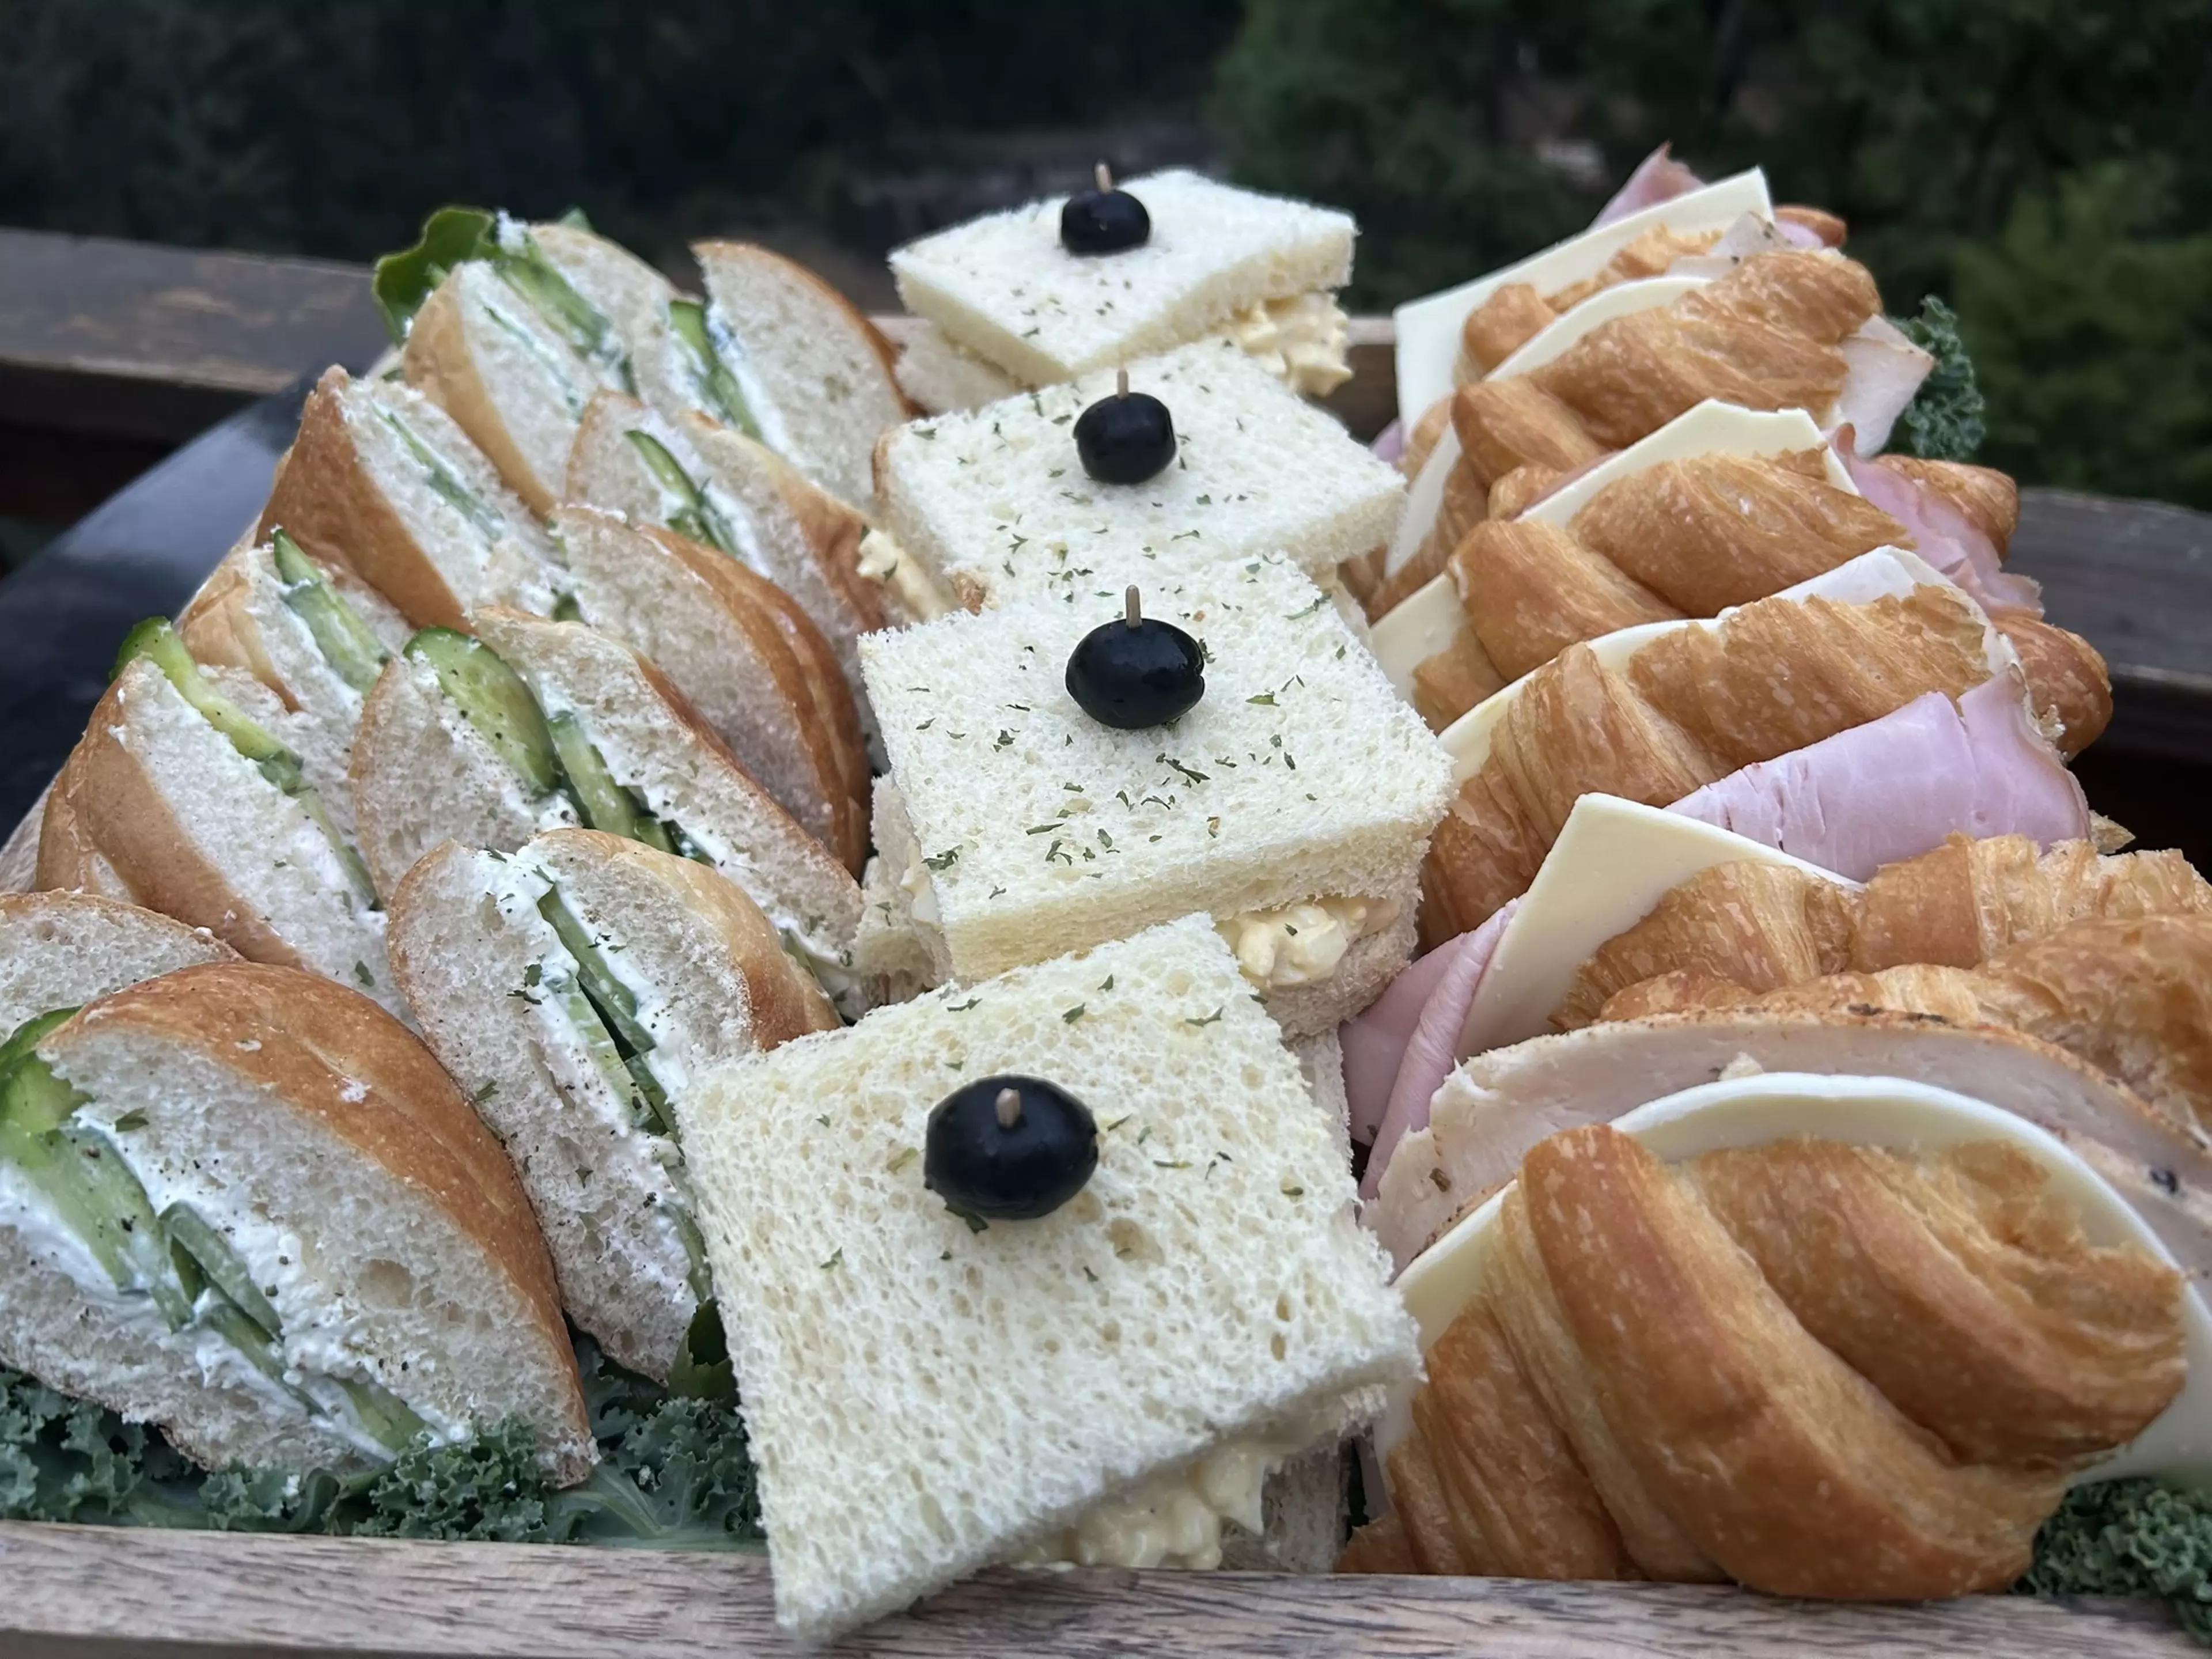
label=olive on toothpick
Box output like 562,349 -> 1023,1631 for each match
924,1075 -> 1099,1222
1074,368 -> 1176,484
1060,162 -> 1150,256
1066,585 -> 1206,729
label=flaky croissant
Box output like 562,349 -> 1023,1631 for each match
1565,832 -> 2212,1022
1341,1126 -> 2186,1592
1600,915 -> 2212,1132
1420,585 -> 1994,944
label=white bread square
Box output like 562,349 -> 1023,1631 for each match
857,556 -> 1453,1015
876,339 -> 1403,606
889,169 -> 1353,385
676,915 -> 1418,1639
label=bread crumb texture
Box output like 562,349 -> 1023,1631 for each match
879,338 -> 1402,602
889,169 -> 1353,380
676,916 -> 1417,1638
859,555 -> 1453,982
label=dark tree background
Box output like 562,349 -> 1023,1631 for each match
3,0 -> 2210,505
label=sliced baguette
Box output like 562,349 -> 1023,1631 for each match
389,829 -> 836,1378
179,539 -> 410,840
37,660 -> 400,1016
351,610 -> 863,1007
691,240 -> 911,507
563,392 -> 882,709
404,260 -> 627,515
0,889 -> 234,1034
1,960 -> 591,1479
262,366 -> 563,628
554,506 -> 867,872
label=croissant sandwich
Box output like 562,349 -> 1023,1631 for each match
1414,555 -> 2094,947
1369,402 -> 2100,774
1347,1078 -> 2198,1596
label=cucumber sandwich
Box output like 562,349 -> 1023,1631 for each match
388,828 -> 838,1381
552,505 -> 869,873
37,616 -> 400,1016
350,608 -> 865,1014
677,915 -> 1418,1639
0,959 -> 592,1480
259,366 -> 565,632
561,390 -> 882,717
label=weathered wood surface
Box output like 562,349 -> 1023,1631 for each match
0,227 -> 389,444
0,1520 -> 2187,1659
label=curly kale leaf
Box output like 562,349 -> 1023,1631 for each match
340,1419 -> 554,1543
555,1323 -> 762,1550
1893,296 -> 1987,463
2019,1479 -> 2212,1642
0,1365 -> 205,1528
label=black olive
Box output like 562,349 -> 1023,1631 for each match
1060,162 -> 1150,256
1074,370 -> 1176,484
1066,586 -> 1206,729
925,1074 -> 1099,1222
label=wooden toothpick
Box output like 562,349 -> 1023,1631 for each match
1124,585 -> 1142,628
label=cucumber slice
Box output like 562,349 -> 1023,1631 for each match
374,406 -> 507,544
490,226 -> 633,392
667,299 -> 760,440
0,1008 -> 75,1085
270,530 -> 390,694
545,710 -> 673,853
404,628 -> 561,798
536,891 -> 652,1051
115,618 -> 293,770
540,967 -> 655,1124
325,1372 -> 430,1457
550,592 -> 584,623
621,429 -> 741,561
162,1203 -> 284,1337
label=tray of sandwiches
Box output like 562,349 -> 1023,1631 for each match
0,150 -> 2205,1657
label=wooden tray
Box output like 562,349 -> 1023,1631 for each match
0,1521 -> 2191,1657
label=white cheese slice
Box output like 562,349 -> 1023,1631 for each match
1435,544 -> 1993,781
1521,399 -> 1855,528
1385,275 -> 1712,578
1370,576 -> 1464,700
1486,275 -> 1710,380
1393,170 -> 1774,430
1453,794 -> 1859,1057
1383,425 -> 1460,580
1373,400 -> 1859,691
1376,1073 -> 2212,1487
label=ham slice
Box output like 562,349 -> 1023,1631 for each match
1371,418 -> 1406,466
1355,901 -> 1518,1199
1835,425 -> 2042,614
1666,678 -> 2090,879
1593,144 -> 1704,226
1774,217 -> 1829,250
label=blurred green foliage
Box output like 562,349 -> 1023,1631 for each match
0,0 -> 1241,265
2,0 -> 2209,503
1213,0 -> 2212,503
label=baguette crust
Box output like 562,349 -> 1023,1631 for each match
635,521 -> 869,872
177,546 -> 290,706
403,279 -> 556,517
39,961 -> 590,1480
38,666 -> 304,965
528,828 -> 839,1043
693,240 -> 918,420
266,366 -> 479,628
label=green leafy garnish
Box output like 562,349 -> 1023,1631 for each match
372,206 -> 496,343
1894,296 -> 1987,462
2017,1479 -> 2212,1641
